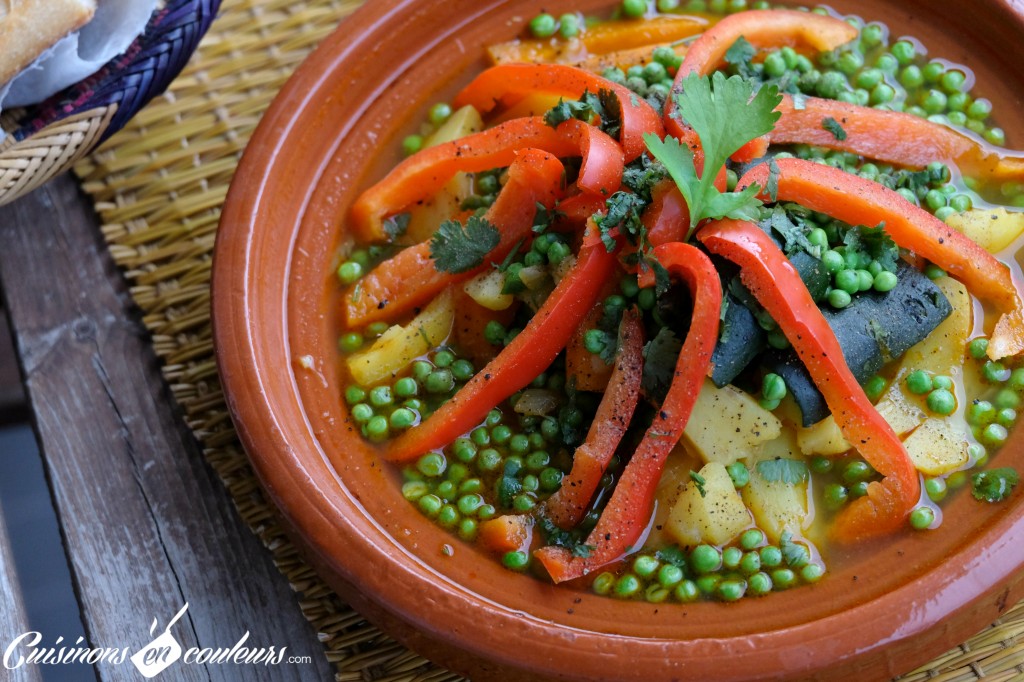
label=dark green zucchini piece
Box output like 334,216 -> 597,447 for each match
761,262 -> 952,426
710,251 -> 829,387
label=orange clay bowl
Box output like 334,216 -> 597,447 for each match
213,1 -> 1024,679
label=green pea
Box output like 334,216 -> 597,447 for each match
351,403 -> 373,424
948,111 -> 968,127
968,98 -> 993,121
557,12 -> 580,38
920,60 -> 943,83
425,369 -> 455,394
875,53 -> 899,74
637,287 -> 656,310
456,493 -> 484,516
503,550 -> 530,571
389,407 -> 417,429
336,260 -> 363,285
690,545 -> 721,574
967,400 -> 995,426
924,263 -> 946,280
823,483 -> 849,510
834,269 -> 860,294
583,329 -> 606,354
727,461 -> 750,488
722,546 -> 743,570
934,206 -> 956,222
613,573 -> 642,598
898,65 -> 923,89
483,320 -> 506,346
837,51 -> 864,76
924,189 -> 947,211
822,250 -> 845,274
949,194 -> 972,213
939,69 -> 966,93
924,477 -> 947,502
411,360 -> 433,383
716,579 -> 746,602
696,575 -> 721,595
947,91 -> 970,113
747,572 -> 772,596
985,127 -> 1006,146
762,373 -> 787,402
528,13 -> 557,38
402,480 -> 428,501
772,568 -> 797,590
458,518 -> 478,541
763,52 -> 787,79
480,448 -> 505,472
592,573 -> 615,595
828,289 -> 852,309
864,375 -> 887,402
417,453 -> 447,478
345,385 -> 366,405
984,361 -> 1011,383
417,494 -> 443,517
801,563 -> 825,583
891,40 -> 916,65
513,494 -> 536,513
674,580 -> 700,602
365,415 -> 389,441
446,463 -> 469,484
996,407 -> 1017,428
982,422 -> 1010,447
930,375 -> 953,391
739,551 -> 761,576
657,564 -> 684,588
428,103 -> 452,126
870,83 -> 895,106
436,480 -> 456,500
337,331 -> 363,353
906,369 -> 933,395
816,71 -> 848,99
401,134 -> 425,157
996,388 -> 1021,410
632,555 -> 660,578
849,481 -> 870,498
759,545 -> 783,568
927,388 -> 956,416
448,359 -> 474,382
621,0 -> 647,17
921,89 -> 947,115
856,269 -> 875,292
740,528 -> 765,550
909,506 -> 935,530
1009,368 -> 1024,392
365,386 -> 391,408
855,68 -> 883,90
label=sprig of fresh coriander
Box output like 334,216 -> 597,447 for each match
429,215 -> 500,273
972,467 -> 1019,503
645,72 -> 782,237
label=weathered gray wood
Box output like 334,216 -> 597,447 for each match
0,502 -> 43,682
0,175 -> 333,681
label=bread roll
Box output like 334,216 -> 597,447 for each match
0,0 -> 97,88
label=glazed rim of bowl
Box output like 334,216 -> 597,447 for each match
213,0 -> 1024,679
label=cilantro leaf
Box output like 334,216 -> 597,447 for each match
755,458 -> 809,485
822,116 -> 848,141
724,36 -> 757,78
655,545 -> 688,567
765,157 -> 780,202
972,467 -> 1019,503
689,470 -> 707,498
544,92 -> 599,128
767,205 -> 815,256
537,515 -> 595,558
842,223 -> 899,273
621,154 -> 669,200
595,191 -> 647,251
780,531 -> 810,568
496,459 -> 524,508
642,327 -> 682,403
383,213 -> 410,241
429,215 -> 500,273
645,72 -> 781,233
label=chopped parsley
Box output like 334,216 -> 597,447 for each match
537,516 -> 595,558
972,468 -> 1019,503
780,531 -> 810,568
821,116 -> 848,141
383,213 -> 410,241
645,72 -> 782,236
755,458 -> 809,485
544,89 -> 621,140
689,470 -> 707,498
843,223 -> 899,273
429,215 -> 500,273
723,36 -> 757,78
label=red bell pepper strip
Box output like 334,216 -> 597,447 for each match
384,220 -> 620,463
351,116 -> 624,242
453,63 -> 665,163
644,180 -> 691,247
664,9 -> 857,146
738,157 -> 1024,358
535,243 -> 721,582
699,219 -> 919,542
772,94 -> 1024,182
544,309 -> 644,530
344,148 -> 564,328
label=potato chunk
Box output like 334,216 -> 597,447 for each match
347,290 -> 453,385
904,418 -> 970,476
743,434 -> 810,543
665,462 -> 751,546
946,207 -> 1024,254
682,379 -> 781,465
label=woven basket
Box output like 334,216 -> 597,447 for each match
0,0 -> 221,206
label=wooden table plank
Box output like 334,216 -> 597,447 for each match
0,175 -> 334,682
0,500 -> 43,682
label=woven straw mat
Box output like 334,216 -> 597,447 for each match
72,0 -> 1024,680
